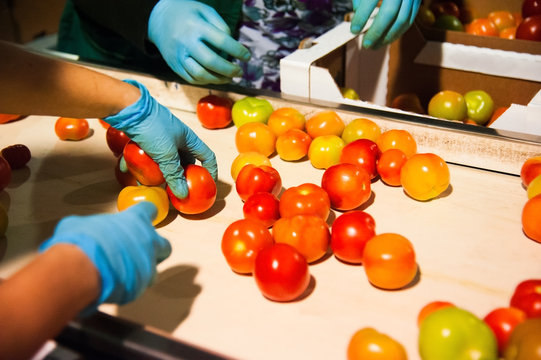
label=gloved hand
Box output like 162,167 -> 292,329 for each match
148,0 -> 251,85
350,0 -> 421,49
104,80 -> 218,199
39,202 -> 172,313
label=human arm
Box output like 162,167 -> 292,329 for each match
0,202 -> 170,360
350,0 -> 421,49
0,40 -> 218,198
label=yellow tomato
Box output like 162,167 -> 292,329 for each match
230,152 -> 272,180
342,118 -> 381,144
117,186 -> 169,226
347,328 -> 407,360
308,135 -> 345,169
400,153 -> 450,201
235,122 -> 276,157
267,107 -> 306,136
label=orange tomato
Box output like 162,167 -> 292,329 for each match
486,106 -> 508,127
522,194 -> 541,243
347,328 -> 407,360
391,93 -> 425,114
230,152 -> 271,180
377,149 -> 408,186
98,119 -> 110,129
417,301 -> 455,327
221,218 -> 274,274
499,26 -> 516,39
117,185 -> 169,226
235,122 -> 276,157
279,183 -> 331,221
400,153 -> 450,201
267,107 -> 306,136
466,18 -> 499,36
275,129 -> 312,161
272,215 -> 330,263
488,11 -> 516,31
376,129 -> 417,158
363,233 -> 417,290
305,110 -> 345,138
0,114 -> 23,124
342,118 -> 381,144
54,117 -> 90,141
308,135 -> 345,169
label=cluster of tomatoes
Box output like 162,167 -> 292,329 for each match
520,156 -> 541,243
418,0 -> 541,42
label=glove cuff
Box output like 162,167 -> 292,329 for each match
39,234 -> 116,316
103,80 -> 154,131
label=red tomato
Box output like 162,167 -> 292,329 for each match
523,0 -> 541,18
377,149 -> 408,187
253,243 -> 311,302
522,195 -> 541,243
429,1 -> 460,18
117,185 -> 170,226
339,139 -> 381,179
465,18 -> 499,36
272,214 -> 330,263
167,164 -> 217,214
363,233 -> 417,290
510,279 -> 541,318
106,126 -> 131,157
243,192 -> 280,228
330,210 -> 376,264
221,219 -> 274,274
1,144 -> 31,169
484,307 -> 527,355
516,14 -> 541,41
520,156 -> 541,187
54,117 -> 90,141
235,164 -> 282,202
123,141 -> 165,186
0,156 -> 12,191
347,327 -> 407,360
279,183 -> 331,221
321,163 -> 371,211
417,301 -> 455,327
196,94 -> 233,129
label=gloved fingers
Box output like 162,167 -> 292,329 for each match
350,0 -> 379,34
381,0 -> 421,45
181,128 -> 218,182
196,2 -> 232,35
201,26 -> 251,62
183,57 -> 236,85
127,201 -> 159,223
363,0 -> 404,48
186,42 -> 244,79
119,155 -> 129,173
155,234 -> 172,263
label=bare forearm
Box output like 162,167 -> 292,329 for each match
0,244 -> 100,360
0,40 -> 140,118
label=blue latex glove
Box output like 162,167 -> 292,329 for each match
104,80 -> 218,199
350,0 -> 421,49
148,0 -> 251,85
39,202 -> 172,313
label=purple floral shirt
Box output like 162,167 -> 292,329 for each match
234,0 -> 353,92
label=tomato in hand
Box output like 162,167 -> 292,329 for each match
510,279 -> 541,318
243,192 -> 280,228
331,210 -> 376,264
321,163 -> 371,211
305,110 -> 345,138
167,164 -> 217,214
123,141 -> 165,186
1,144 -> 31,169
54,117 -> 90,141
272,214 -> 330,263
428,90 -> 467,121
377,149 -> 408,187
484,307 -> 527,355
221,218 -> 274,274
400,153 -> 450,201
376,129 -> 417,158
347,328 -> 407,360
520,156 -> 541,188
253,243 -> 311,302
339,139 -> 381,179
341,118 -> 381,144
279,183 -> 331,221
117,185 -> 170,226
363,233 -> 417,290
503,317 -> 541,360
308,135 -> 345,169
235,122 -> 276,157
230,152 -> 271,180
267,107 -> 306,136
114,157 -> 138,187
275,129 -> 312,161
522,195 -> 541,243
106,126 -> 131,157
417,300 -> 455,327
0,157 -> 11,192
196,94 -> 233,129
235,164 -> 282,202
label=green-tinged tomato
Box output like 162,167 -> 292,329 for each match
341,87 -> 360,100
434,14 -> 465,31
428,90 -> 467,121
464,90 -> 495,125
0,205 -> 7,237
504,318 -> 541,360
231,97 -> 274,127
417,5 -> 436,27
419,306 -> 498,360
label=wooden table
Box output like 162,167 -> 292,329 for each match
1,66 -> 540,360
